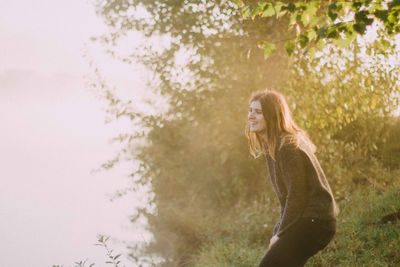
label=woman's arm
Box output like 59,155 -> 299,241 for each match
275,144 -> 309,237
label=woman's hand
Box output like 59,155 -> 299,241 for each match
268,234 -> 279,249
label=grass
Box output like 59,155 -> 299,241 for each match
191,180 -> 400,267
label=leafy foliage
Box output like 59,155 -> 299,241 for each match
94,0 -> 292,265
95,235 -> 124,267
237,0 -> 400,57
283,34 -> 400,197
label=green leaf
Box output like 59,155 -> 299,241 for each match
289,12 -> 298,27
275,2 -> 287,18
328,3 -> 340,21
241,6 -> 251,19
380,39 -> 391,50
387,12 -> 398,24
308,15 -> 319,27
328,3 -> 338,11
301,3 -> 318,26
308,47 -> 316,59
326,27 -> 339,39
353,22 -> 367,34
317,26 -> 327,38
250,7 -> 260,19
287,3 -> 296,12
274,2 -> 284,12
355,10 -> 369,23
285,41 -> 295,55
333,33 -> 353,48
257,1 -> 267,10
336,22 -> 348,33
251,2 -> 268,19
298,34 -> 309,48
328,10 -> 338,21
365,18 -> 374,25
260,41 -> 276,59
232,0 -> 244,8
307,29 -> 317,42
352,2 -> 363,9
316,39 -> 325,50
374,9 -> 388,21
261,4 -> 275,18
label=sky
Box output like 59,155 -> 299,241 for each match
0,1 -> 152,266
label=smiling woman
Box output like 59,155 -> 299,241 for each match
248,101 -> 267,133
245,89 -> 339,267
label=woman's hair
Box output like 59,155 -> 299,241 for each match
245,89 -> 316,160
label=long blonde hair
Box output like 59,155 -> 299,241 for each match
245,89 -> 315,160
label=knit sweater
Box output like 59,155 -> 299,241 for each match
266,137 -> 339,237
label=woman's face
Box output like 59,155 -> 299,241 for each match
248,100 -> 267,133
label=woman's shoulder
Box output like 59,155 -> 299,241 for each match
281,133 -> 315,150
278,134 -> 300,151
277,134 -> 315,161
277,140 -> 302,162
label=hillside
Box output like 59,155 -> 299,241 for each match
193,179 -> 400,267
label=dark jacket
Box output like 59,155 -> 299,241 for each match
266,137 -> 339,237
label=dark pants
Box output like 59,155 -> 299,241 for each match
258,217 -> 336,267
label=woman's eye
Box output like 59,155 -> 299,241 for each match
248,109 -> 262,114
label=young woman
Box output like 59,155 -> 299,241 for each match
246,90 -> 339,267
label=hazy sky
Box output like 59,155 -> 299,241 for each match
0,1 -> 151,266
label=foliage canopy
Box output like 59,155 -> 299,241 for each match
237,0 -> 400,57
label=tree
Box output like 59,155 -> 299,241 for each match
238,0 -> 400,57
94,0 -> 293,265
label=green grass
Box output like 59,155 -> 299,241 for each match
309,181 -> 400,267
194,239 -> 264,267
191,181 -> 400,267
